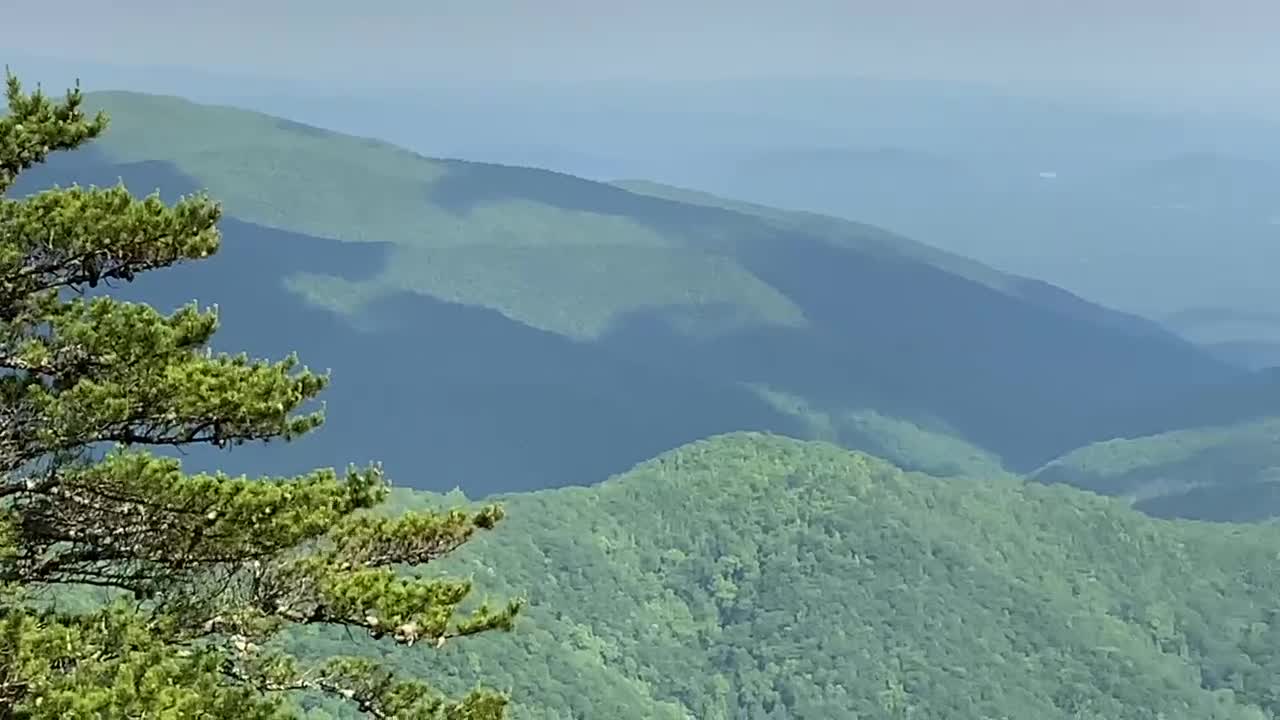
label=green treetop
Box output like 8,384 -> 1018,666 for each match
0,72 -> 521,719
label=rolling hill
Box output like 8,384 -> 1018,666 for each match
6,90 -> 1241,494
1034,414 -> 1280,522
289,433 -> 1280,719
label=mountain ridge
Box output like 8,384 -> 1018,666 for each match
5,89 -> 1240,491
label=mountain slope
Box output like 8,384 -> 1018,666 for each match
294,434 -> 1280,719
614,178 -> 1182,339
7,90 -> 1237,491
1034,415 -> 1280,522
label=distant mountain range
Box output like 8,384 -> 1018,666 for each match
7,90 -> 1256,498
15,55 -> 1276,338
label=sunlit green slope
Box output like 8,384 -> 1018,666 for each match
294,434 -> 1280,719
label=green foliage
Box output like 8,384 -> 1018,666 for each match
299,434 -> 1280,719
0,72 -> 519,718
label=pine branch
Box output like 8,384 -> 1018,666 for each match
0,71 -> 107,193
0,70 -> 523,719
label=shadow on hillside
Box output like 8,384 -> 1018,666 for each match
598,230 -> 1232,469
12,148 -> 1251,488
169,255 -> 805,495
431,160 -> 1185,346
427,159 -> 1236,469
1106,368 -> 1280,439
11,149 -> 805,495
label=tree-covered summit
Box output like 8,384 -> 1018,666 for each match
360,432 -> 1280,719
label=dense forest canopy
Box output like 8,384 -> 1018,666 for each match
298,433 -> 1280,720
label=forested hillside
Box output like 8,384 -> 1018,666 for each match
8,90 -> 1241,495
289,433 -> 1280,719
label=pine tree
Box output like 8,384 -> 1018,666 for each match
0,71 -> 522,719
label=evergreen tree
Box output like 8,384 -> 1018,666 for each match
0,71 -> 521,719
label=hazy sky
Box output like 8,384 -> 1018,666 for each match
7,0 -> 1280,110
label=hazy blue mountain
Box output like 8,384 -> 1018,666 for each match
6,90 -> 1243,496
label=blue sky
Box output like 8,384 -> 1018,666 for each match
6,0 -> 1279,112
